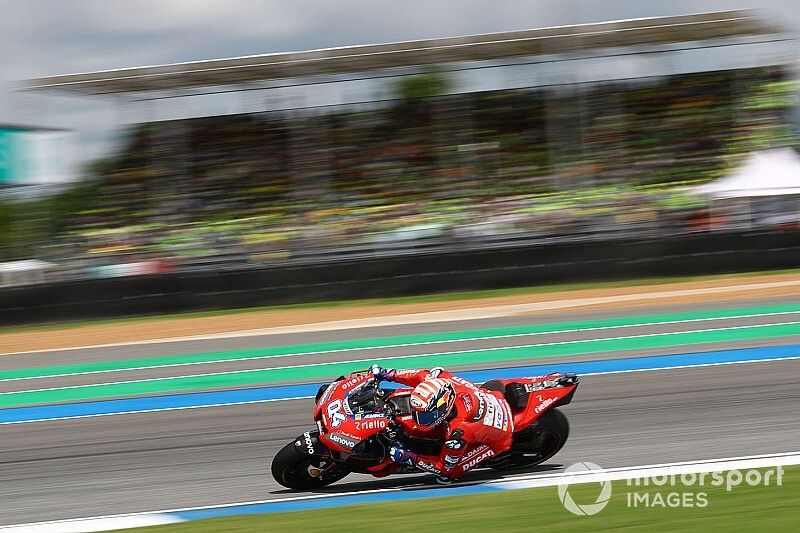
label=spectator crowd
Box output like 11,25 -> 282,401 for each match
37,66 -> 798,276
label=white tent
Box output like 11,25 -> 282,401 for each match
692,148 -> 800,199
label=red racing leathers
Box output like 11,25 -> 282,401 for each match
392,368 -> 514,479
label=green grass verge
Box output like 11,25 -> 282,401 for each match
124,466 -> 798,532
5,267 -> 800,336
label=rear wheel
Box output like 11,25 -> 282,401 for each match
271,441 -> 350,490
489,408 -> 570,470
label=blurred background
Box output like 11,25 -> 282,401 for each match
1,1 -> 799,313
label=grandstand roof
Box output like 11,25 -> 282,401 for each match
22,10 -> 788,96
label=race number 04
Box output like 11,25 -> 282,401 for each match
327,399 -> 347,428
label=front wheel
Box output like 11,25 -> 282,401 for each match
489,408 -> 570,471
271,441 -> 350,490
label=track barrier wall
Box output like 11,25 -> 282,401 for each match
1,230 -> 798,325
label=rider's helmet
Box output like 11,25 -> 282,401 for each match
409,378 -> 456,427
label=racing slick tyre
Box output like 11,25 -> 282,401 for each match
488,408 -> 570,471
271,441 -> 349,490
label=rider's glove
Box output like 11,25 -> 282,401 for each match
388,443 -> 417,467
370,364 -> 396,382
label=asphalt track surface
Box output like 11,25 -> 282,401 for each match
1,297 -> 800,526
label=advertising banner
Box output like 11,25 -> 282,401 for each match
0,127 -> 68,184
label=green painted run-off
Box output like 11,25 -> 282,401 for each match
1,313 -> 800,408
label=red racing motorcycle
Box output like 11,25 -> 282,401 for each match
271,370 -> 579,490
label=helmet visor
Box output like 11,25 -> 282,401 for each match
412,404 -> 448,426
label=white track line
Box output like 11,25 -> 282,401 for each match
7,278 -> 800,356
5,309 -> 800,383
4,320 -> 800,396
2,451 -> 798,532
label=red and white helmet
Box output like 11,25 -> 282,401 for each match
409,378 -> 456,426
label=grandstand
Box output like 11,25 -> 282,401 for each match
18,10 -> 798,278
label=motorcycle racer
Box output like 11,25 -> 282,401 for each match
370,364 -> 514,483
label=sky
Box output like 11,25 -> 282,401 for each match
0,0 -> 797,179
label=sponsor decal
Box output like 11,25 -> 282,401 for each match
328,433 -> 358,449
473,395 -> 486,420
524,382 -> 541,393
476,391 -> 508,430
463,444 -> 489,460
355,418 -> 388,431
449,375 -> 479,391
326,399 -> 347,428
355,413 -> 386,421
463,448 -> 495,470
534,395 -> 557,414
302,432 -> 315,455
340,377 -> 361,391
522,376 -> 559,391
394,369 -> 421,381
444,454 -> 459,470
472,393 -> 486,420
460,393 -> 473,414
416,460 -> 441,474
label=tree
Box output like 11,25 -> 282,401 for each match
390,69 -> 453,129
395,69 -> 452,101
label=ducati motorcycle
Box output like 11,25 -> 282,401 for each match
271,370 -> 579,490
